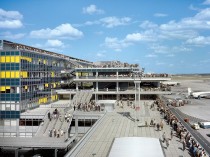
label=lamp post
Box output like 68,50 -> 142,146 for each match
134,68 -> 144,121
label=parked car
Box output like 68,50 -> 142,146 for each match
191,123 -> 200,130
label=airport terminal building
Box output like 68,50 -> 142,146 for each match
0,40 -> 175,157
0,40 -> 92,137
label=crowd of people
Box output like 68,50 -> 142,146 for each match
74,101 -> 101,112
49,128 -> 65,138
47,108 -> 72,138
153,98 -> 208,157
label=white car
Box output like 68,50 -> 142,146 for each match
191,123 -> 200,130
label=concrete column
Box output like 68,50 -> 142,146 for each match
15,149 -> 19,157
76,83 -> 78,91
75,116 -> 78,135
96,72 -> 98,78
96,82 -> 98,91
54,148 -> 57,157
116,71 -> 118,78
116,82 -> 119,92
135,83 -> 137,108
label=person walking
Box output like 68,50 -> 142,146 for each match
182,140 -> 186,151
170,130 -> 173,140
162,132 -> 166,143
160,120 -> 163,130
157,123 -> 160,131
166,138 -> 170,148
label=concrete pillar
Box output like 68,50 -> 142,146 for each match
96,72 -> 98,78
76,83 -> 78,91
75,116 -> 78,135
116,82 -> 119,92
116,71 -> 118,78
15,149 -> 19,157
96,82 -> 98,91
54,148 -> 57,157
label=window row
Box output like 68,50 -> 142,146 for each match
0,79 -> 20,86
0,51 -> 19,56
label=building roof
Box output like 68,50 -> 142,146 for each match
108,137 -> 165,157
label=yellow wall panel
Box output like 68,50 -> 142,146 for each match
15,56 -> 20,63
0,56 -> 5,63
6,56 -> 10,63
15,71 -> 20,78
6,71 -> 10,78
1,72 -> 5,78
11,56 -> 15,62
0,87 -> 6,91
11,72 -> 15,78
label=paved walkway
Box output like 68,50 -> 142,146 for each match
71,101 -> 192,157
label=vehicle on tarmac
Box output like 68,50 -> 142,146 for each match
191,123 -> 200,130
198,122 -> 210,129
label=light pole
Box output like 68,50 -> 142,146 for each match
134,68 -> 144,121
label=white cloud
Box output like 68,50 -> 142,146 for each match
46,39 -> 64,47
33,39 -> 66,53
203,0 -> 210,5
154,13 -> 168,17
160,29 -> 198,39
156,62 -> 165,65
189,4 -> 200,11
83,4 -> 104,15
30,23 -> 83,39
149,44 -> 191,54
104,37 -> 131,51
145,54 -> 157,58
160,8 -> 210,31
167,54 -> 175,57
125,33 -> 144,42
186,36 -> 210,45
0,8 -> 23,28
96,52 -> 105,57
84,16 -> 132,28
104,32 -> 154,51
139,21 -> 158,29
100,16 -> 131,28
0,31 -> 25,39
150,44 -> 169,54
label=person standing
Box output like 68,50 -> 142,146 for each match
170,130 -> 173,140
182,140 -> 186,151
162,132 -> 166,143
166,138 -> 170,148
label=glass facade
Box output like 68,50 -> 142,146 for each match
0,40 -> 90,137
0,47 -> 69,136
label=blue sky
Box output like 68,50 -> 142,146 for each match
1,0 -> 210,74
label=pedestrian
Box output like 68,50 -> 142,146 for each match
160,120 -> 163,130
53,129 -> 56,137
182,140 -> 186,151
48,112 -> 51,121
157,123 -> 160,131
145,121 -> 148,127
57,130 -> 60,138
162,132 -> 166,143
170,130 -> 173,140
166,138 -> 170,148
150,119 -> 154,126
